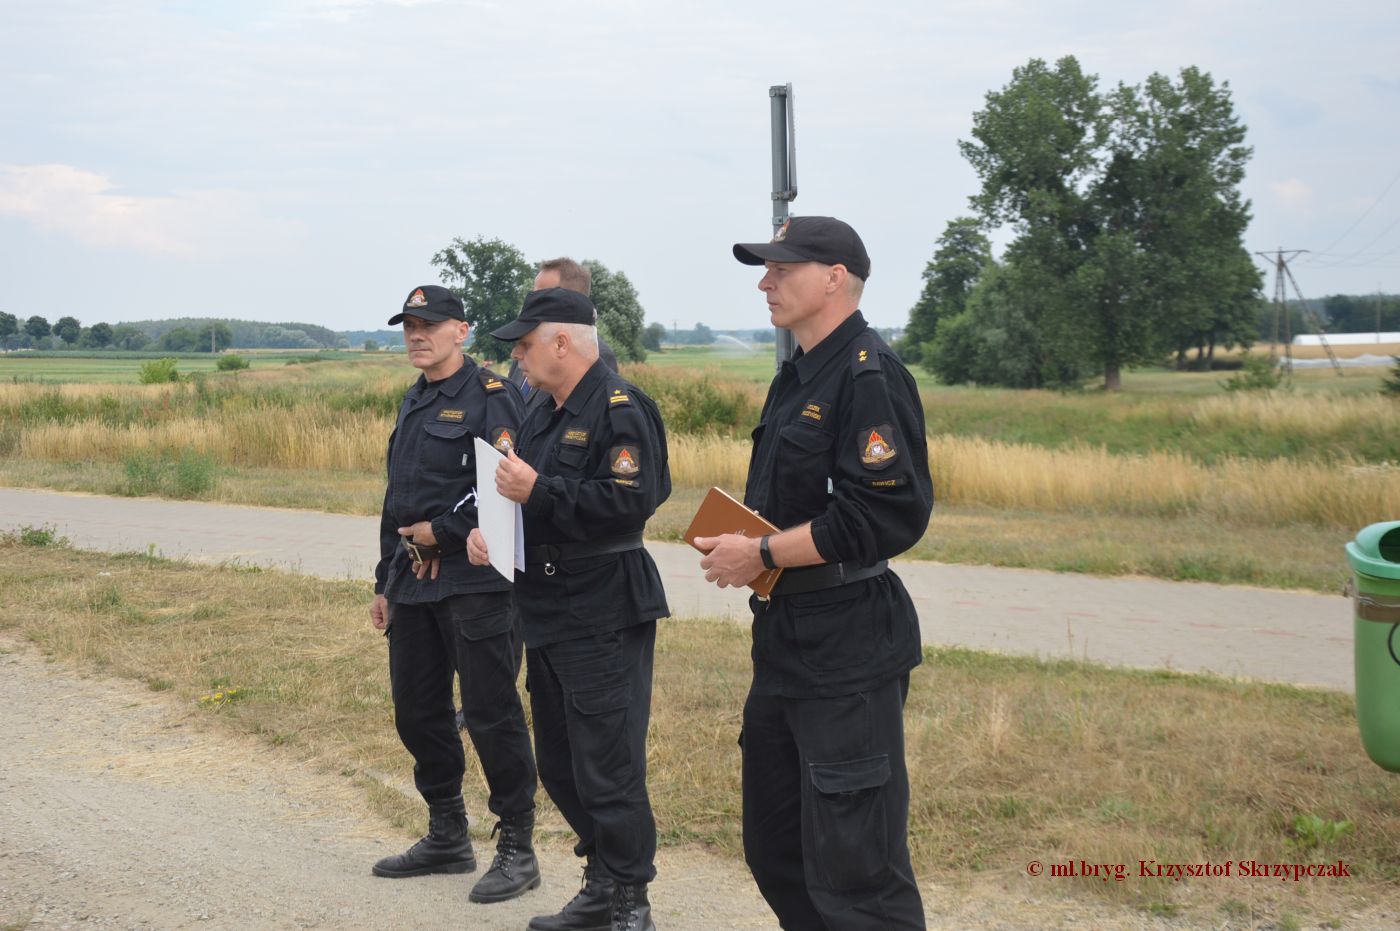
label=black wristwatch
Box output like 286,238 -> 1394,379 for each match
759,534 -> 778,570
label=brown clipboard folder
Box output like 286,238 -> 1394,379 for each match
683,486 -> 783,597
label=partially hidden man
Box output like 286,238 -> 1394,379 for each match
695,217 -> 933,930
368,284 -> 541,905
468,287 -> 669,931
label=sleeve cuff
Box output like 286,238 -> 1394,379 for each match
810,516 -> 841,564
430,516 -> 464,553
524,475 -> 555,517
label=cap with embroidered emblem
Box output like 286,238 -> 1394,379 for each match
490,288 -> 598,341
388,285 -> 466,325
733,215 -> 871,281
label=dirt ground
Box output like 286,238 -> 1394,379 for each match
3,635 -> 1394,931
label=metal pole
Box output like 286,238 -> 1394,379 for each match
770,84 -> 798,370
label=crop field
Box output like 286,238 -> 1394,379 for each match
1,347 -> 1397,591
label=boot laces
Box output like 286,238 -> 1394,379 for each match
485,820 -> 518,874
614,884 -> 641,930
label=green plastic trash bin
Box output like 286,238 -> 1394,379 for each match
1346,520 -> 1400,773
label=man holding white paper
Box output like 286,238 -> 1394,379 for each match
367,284 -> 541,906
468,288 -> 670,931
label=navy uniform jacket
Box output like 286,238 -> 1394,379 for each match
514,359 -> 671,648
744,311 -> 934,698
375,355 -> 523,605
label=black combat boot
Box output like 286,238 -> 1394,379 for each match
610,883 -> 654,931
371,795 -> 476,878
468,811 -> 542,903
526,857 -> 614,931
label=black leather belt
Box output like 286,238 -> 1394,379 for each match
401,538 -> 442,563
525,532 -> 645,573
771,560 -> 888,597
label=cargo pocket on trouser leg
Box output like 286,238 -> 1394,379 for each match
568,682 -> 635,791
806,754 -> 892,893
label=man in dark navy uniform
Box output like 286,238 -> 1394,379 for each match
695,217 -> 933,930
368,284 -> 541,906
468,287 -> 669,931
507,258 -> 618,404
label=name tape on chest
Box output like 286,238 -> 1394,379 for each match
436,408 -> 465,423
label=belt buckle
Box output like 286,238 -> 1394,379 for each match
403,539 -> 424,564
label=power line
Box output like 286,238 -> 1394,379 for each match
1307,214 -> 1400,268
1307,166 -> 1400,258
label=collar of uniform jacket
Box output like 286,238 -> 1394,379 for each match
557,358 -> 611,415
411,354 -> 473,400
790,310 -> 868,384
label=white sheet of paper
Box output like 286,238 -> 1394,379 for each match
474,437 -> 525,581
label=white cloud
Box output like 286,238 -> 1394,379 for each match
0,164 -> 302,257
1270,177 -> 1313,210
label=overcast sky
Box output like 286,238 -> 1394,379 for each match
3,0 -> 1398,335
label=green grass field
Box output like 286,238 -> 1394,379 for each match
0,350 -> 376,384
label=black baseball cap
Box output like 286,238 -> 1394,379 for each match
388,285 -> 466,325
490,288 -> 598,341
732,215 -> 871,281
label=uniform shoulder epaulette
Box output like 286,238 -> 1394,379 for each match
850,331 -> 883,377
606,386 -> 633,408
481,371 -> 507,393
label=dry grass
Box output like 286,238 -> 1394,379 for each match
2,539 -> 1395,924
664,434 -> 1400,530
16,417 -> 1397,531
16,409 -> 386,471
1188,392 -> 1400,447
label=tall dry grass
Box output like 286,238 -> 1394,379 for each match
18,408 -> 386,472
668,434 -> 1400,529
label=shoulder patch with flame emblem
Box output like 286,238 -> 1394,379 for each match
491,427 -> 515,454
610,445 -> 640,477
858,424 -> 898,470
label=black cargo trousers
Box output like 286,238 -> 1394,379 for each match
741,672 -> 925,931
387,589 -> 536,815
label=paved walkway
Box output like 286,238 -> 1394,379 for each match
1,487 -> 1356,691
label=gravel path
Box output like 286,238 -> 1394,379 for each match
0,487 -> 1357,691
11,634 -> 1306,931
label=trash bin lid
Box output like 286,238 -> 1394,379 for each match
1346,520 -> 1400,580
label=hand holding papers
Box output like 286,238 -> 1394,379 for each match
685,486 -> 783,596
473,437 -> 525,582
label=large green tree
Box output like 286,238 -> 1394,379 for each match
957,57 -> 1260,389
81,322 -> 114,348
431,236 -> 534,358
24,315 -> 51,341
196,322 -> 234,352
159,327 -> 199,352
109,324 -> 150,351
0,312 -> 17,347
900,217 -> 990,368
584,260 -> 647,363
641,322 -> 666,352
54,316 -> 82,345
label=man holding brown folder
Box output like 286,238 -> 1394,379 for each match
694,216 -> 934,930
